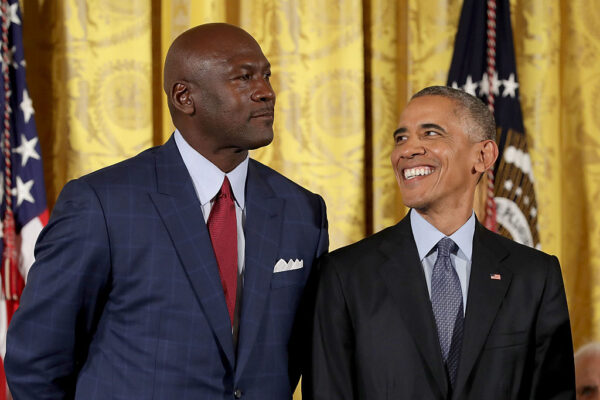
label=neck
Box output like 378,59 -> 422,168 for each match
206,150 -> 248,173
177,129 -> 248,172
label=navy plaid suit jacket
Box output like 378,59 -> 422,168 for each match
5,136 -> 329,399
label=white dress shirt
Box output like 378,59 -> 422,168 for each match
410,209 -> 475,312
174,130 -> 248,341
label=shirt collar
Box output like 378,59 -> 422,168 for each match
410,208 -> 475,261
174,129 -> 248,208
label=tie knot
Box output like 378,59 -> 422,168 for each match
218,176 -> 234,201
436,237 -> 457,258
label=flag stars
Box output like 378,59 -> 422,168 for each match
0,3 -> 21,28
490,71 -> 501,95
523,196 -> 530,206
20,89 -> 34,123
478,72 -> 501,96
11,176 -> 35,206
504,179 -> 513,192
9,46 -> 18,69
530,207 -> 537,218
479,73 -> 490,96
14,134 -> 40,166
1,46 -> 18,71
502,73 -> 519,98
463,75 -> 479,96
458,72 -> 507,99
9,3 -> 21,25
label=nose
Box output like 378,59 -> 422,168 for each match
251,79 -> 276,103
397,136 -> 425,159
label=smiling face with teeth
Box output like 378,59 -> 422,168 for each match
391,94 -> 497,233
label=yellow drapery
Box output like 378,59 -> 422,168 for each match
20,0 -> 600,390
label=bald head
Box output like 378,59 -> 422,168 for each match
163,23 -> 261,97
161,23 -> 275,172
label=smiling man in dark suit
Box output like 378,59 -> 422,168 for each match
310,86 -> 574,399
5,23 -> 328,399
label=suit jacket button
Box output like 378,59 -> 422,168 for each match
234,389 -> 242,398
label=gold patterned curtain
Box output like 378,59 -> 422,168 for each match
19,0 -> 600,380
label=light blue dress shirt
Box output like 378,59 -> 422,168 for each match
410,209 -> 475,311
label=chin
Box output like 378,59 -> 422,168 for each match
404,202 -> 427,211
248,132 -> 274,150
400,195 -> 429,211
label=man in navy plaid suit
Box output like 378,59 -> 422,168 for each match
5,23 -> 328,399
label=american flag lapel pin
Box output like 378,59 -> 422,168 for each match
490,273 -> 501,280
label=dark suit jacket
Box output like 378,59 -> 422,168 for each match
310,214 -> 574,400
5,136 -> 328,400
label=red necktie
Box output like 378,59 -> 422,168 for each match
207,176 -> 238,326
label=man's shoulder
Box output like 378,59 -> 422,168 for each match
322,222 -> 406,271
249,158 -> 322,201
476,224 -> 558,272
79,145 -> 163,186
479,225 -> 550,256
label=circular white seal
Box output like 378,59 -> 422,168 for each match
494,197 -> 533,247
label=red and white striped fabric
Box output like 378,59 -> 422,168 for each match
0,1 -> 49,398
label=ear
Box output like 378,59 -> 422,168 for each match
474,139 -> 499,173
170,82 -> 195,115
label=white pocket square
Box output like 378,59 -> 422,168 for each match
273,258 -> 304,273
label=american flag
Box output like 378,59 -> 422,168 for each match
447,0 -> 540,249
0,1 -> 48,398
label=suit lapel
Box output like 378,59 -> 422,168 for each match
149,137 -> 235,368
453,222 -> 511,398
235,160 -> 284,378
377,216 -> 449,397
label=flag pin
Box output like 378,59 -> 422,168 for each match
490,273 -> 501,280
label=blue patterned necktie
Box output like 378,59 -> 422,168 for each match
430,237 -> 464,389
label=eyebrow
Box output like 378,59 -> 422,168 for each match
392,123 -> 447,138
421,123 -> 446,133
234,62 -> 271,70
392,127 -> 406,137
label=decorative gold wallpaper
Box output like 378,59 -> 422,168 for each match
22,0 -> 153,204
241,0 -> 365,249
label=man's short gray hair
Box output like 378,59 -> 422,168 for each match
411,86 -> 496,142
